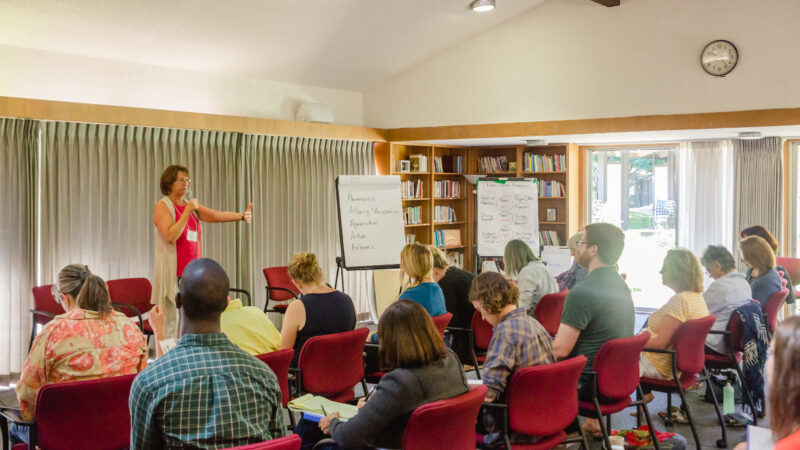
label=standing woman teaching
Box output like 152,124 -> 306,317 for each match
151,165 -> 253,340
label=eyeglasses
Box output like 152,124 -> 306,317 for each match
576,240 -> 594,247
176,178 -> 192,184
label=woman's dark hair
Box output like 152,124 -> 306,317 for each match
468,272 -> 519,314
768,316 -> 800,441
740,225 -> 779,253
160,165 -> 189,196
378,300 -> 447,371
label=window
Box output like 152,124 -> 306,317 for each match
589,146 -> 678,310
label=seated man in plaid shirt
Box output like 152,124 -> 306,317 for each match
129,258 -> 286,449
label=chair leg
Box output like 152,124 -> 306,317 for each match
733,364 -> 758,425
675,386 -> 702,450
703,369 -> 728,448
288,409 -> 296,430
637,386 -> 659,450
360,378 -> 368,397
593,398 -> 612,450
578,425 -> 590,450
471,347 -> 481,379
663,392 -> 673,427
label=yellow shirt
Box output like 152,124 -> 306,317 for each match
221,299 -> 282,356
644,291 -> 709,378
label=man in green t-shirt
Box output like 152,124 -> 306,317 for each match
551,222 -> 635,436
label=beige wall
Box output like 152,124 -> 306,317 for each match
364,0 -> 800,128
0,44 -> 365,126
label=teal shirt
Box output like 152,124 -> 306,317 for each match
560,266 -> 635,368
129,333 -> 286,449
370,282 -> 447,343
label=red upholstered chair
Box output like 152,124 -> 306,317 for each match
256,349 -> 295,428
477,356 -> 589,450
532,290 -> 568,336
263,267 -> 300,315
640,315 -> 724,450
0,374 -> 135,450
579,332 -> 659,450
764,288 -> 790,336
447,310 -> 494,379
402,384 -> 488,450
776,256 -> 800,299
107,277 -> 153,337
294,328 -> 369,403
222,434 -> 301,450
431,312 -> 452,338
28,284 -> 63,351
705,309 -> 759,424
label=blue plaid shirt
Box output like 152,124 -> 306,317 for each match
129,333 -> 286,449
482,307 -> 555,400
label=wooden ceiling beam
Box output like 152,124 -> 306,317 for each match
591,0 -> 620,6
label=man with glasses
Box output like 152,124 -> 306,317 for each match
700,245 -> 752,355
550,223 -> 634,436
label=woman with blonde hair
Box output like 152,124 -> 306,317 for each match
503,239 -> 558,313
11,264 -> 147,445
640,249 -> 710,379
740,235 -> 782,311
280,252 -> 356,366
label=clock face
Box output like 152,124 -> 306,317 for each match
701,40 -> 738,77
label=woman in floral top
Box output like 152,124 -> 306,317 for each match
11,264 -> 147,445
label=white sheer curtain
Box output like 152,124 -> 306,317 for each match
677,140 -> 735,259
0,119 -> 37,382
242,135 -> 376,321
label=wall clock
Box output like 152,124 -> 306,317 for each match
701,40 -> 738,77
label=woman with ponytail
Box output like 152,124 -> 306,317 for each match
11,264 -> 147,445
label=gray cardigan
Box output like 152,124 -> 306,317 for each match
329,349 -> 468,449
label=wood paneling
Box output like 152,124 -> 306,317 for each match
385,108 -> 800,142
784,139 -> 798,257
0,96 -> 387,142
591,0 -> 620,6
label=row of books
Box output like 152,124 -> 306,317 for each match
478,155 -> 510,173
402,179 -> 424,199
410,154 -> 428,172
404,234 -> 416,244
433,206 -> 457,223
434,229 -> 462,248
447,251 -> 464,269
539,230 -> 561,246
433,180 -> 461,199
538,180 -> 566,197
403,206 -> 422,225
433,155 -> 463,173
524,154 -> 566,172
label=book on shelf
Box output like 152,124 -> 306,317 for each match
478,155 -> 510,173
409,154 -> 428,172
403,206 -> 422,225
405,234 -> 416,244
434,206 -> 456,223
402,179 -> 424,199
524,153 -> 566,172
434,180 -> 461,199
434,155 -> 463,173
530,179 -> 565,197
435,228 -> 462,247
447,250 -> 463,268
538,230 -> 561,246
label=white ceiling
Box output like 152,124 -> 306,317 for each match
0,0 -> 545,92
418,125 -> 800,147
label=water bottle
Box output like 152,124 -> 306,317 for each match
723,382 -> 735,415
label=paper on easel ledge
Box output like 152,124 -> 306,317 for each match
541,246 -> 573,277
482,260 -> 500,273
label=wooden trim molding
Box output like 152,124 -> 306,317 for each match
784,139 -> 799,257
0,96 -> 387,142
386,108 -> 800,142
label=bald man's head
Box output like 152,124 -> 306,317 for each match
179,258 -> 229,322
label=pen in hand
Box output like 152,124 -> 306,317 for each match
321,405 -> 328,416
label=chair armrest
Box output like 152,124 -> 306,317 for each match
229,288 -> 251,306
30,309 -> 56,321
265,286 -> 300,300
111,302 -> 144,332
445,326 -> 473,333
364,343 -> 379,350
481,401 -> 508,410
0,407 -> 33,427
642,347 -> 675,355
708,330 -> 730,336
581,370 -> 599,399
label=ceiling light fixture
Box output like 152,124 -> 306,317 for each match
470,0 -> 496,12
738,131 -> 763,140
